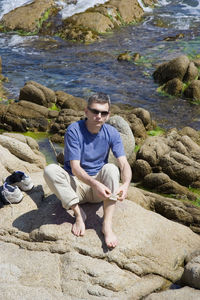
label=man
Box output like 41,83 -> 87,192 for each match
44,92 -> 132,248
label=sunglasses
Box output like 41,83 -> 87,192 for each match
87,107 -> 109,116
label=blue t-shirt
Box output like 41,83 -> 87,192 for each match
64,120 -> 125,176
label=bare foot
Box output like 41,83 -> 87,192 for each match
72,215 -> 85,237
102,223 -> 117,248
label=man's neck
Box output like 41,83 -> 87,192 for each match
85,120 -> 102,134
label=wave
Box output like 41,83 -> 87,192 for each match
55,0 -> 109,19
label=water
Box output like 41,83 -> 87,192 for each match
0,0 -> 200,130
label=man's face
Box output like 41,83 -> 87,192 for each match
85,102 -> 110,128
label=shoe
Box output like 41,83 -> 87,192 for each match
1,182 -> 23,204
5,171 -> 34,192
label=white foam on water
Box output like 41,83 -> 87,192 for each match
156,0 -> 170,6
55,0 -> 109,19
182,1 -> 200,16
137,0 -> 152,12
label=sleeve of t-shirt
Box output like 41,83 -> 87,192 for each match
64,126 -> 81,161
110,127 -> 125,158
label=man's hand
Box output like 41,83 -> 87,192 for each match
116,183 -> 129,201
92,180 -> 112,201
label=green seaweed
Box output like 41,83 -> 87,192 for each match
147,126 -> 165,136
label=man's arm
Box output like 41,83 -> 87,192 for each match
116,156 -> 132,201
70,160 -> 112,200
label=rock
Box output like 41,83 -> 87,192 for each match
132,107 -> 152,129
137,130 -> 200,189
140,189 -> 200,231
184,80 -> 200,101
0,0 -> 55,33
127,113 -> 147,141
132,159 -> 152,182
143,173 -> 196,201
19,81 -> 56,108
145,286 -> 200,300
163,78 -> 183,96
0,134 -> 46,178
181,256 -> 200,289
107,115 -> 136,166
67,12 -> 114,33
153,55 -> 190,85
1,190 -> 200,299
59,0 -> 154,42
179,126 -> 200,144
55,90 -> 86,110
117,52 -> 132,61
183,61 -> 199,82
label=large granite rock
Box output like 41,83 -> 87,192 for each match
0,133 -> 46,183
0,0 -> 55,33
134,129 -> 200,197
153,55 -> 200,102
0,138 -> 200,298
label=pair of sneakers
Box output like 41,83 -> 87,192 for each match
1,171 -> 34,205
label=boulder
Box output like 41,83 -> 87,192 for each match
143,173 -> 196,201
55,90 -> 86,110
19,81 -> 56,108
0,134 -> 46,180
1,182 -> 200,299
59,0 -> 154,42
0,0 -> 55,33
107,115 -> 136,166
184,80 -> 200,101
67,12 -> 114,33
181,256 -> 200,289
163,78 -> 183,96
137,130 -> 200,189
153,55 -> 190,85
140,189 -> 200,233
183,61 -> 199,82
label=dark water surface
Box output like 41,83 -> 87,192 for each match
0,0 -> 200,130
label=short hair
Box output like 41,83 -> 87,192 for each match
88,92 -> 111,109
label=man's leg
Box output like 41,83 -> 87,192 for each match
102,199 -> 117,248
71,203 -> 86,236
95,163 -> 120,248
44,164 -> 87,237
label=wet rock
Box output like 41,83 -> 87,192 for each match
153,55 -> 190,85
59,0 -> 154,42
117,52 -> 132,61
153,55 -> 200,102
163,78 -> 183,96
0,0 -> 55,33
183,61 -> 199,82
67,12 -> 114,33
184,80 -> 200,102
19,81 -> 56,108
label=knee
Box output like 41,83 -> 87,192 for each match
43,164 -> 58,181
102,163 -> 119,177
